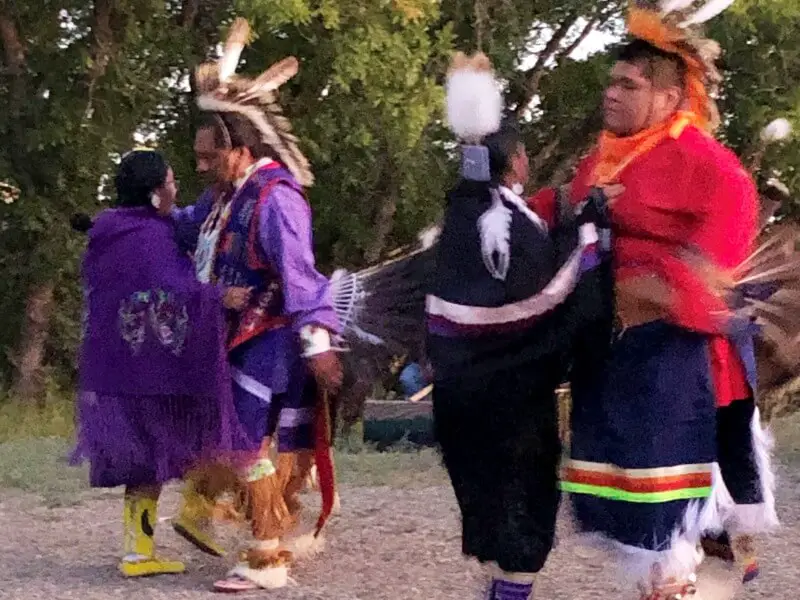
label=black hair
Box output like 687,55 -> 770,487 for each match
115,150 -> 169,208
197,111 -> 277,160
615,38 -> 686,89
71,213 -> 93,233
482,125 -> 523,183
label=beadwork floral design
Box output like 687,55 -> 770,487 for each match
118,290 -> 189,356
149,290 -> 189,356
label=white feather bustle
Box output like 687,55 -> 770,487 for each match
478,188 -> 513,281
445,68 -> 502,144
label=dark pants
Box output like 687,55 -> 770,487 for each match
717,398 -> 763,505
433,360 -> 562,573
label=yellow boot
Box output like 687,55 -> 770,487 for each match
120,493 -> 185,577
172,479 -> 227,557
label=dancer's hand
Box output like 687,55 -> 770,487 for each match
308,350 -> 343,396
223,287 -> 252,311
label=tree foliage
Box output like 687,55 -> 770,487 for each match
0,0 -> 798,390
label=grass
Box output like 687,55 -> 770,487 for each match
770,411 -> 800,465
0,391 -> 76,443
0,395 -> 445,505
11,392 -> 800,505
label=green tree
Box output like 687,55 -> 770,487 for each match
710,0 -> 800,207
1,0 -> 799,397
0,0 -> 230,397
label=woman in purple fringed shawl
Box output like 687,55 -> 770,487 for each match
71,150 -> 253,578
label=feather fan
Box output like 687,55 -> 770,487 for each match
733,223 -> 800,393
330,229 -> 439,361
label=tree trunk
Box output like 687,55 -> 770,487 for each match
364,191 -> 398,263
11,284 -> 55,406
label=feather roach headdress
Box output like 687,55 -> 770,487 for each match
628,0 -> 737,131
195,18 -> 313,187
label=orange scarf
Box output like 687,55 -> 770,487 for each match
590,111 -> 703,186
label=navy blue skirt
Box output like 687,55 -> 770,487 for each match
563,321 -> 718,550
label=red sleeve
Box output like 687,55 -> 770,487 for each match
527,188 -> 557,229
691,153 -> 758,268
671,150 -> 758,327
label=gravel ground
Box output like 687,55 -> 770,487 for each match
0,468 -> 796,600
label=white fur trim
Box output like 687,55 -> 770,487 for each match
227,563 -> 290,589
445,69 -> 502,144
590,463 -> 731,587
478,188 -> 512,281
728,407 -> 779,534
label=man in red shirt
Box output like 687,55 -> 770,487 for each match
530,4 -> 777,599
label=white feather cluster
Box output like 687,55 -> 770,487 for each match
761,118 -> 793,144
659,0 -> 737,25
478,189 -> 512,281
446,69 -> 502,144
417,224 -> 441,250
660,0 -> 695,13
683,0 -> 736,24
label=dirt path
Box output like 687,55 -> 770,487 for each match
0,468 -> 795,599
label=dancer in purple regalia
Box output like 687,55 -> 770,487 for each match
71,150 -> 253,578
167,18 -> 343,593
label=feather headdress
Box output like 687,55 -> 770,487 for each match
195,18 -> 313,187
628,0 -> 736,132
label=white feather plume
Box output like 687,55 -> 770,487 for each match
418,225 -> 441,250
446,69 -> 502,144
218,18 -> 250,83
682,0 -> 736,24
478,189 -> 512,281
660,0 -> 696,13
761,118 -> 793,144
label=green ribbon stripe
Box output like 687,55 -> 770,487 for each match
559,481 -> 712,504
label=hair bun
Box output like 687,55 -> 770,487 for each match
70,213 -> 93,233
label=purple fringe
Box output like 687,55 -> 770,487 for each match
71,390 -> 257,488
